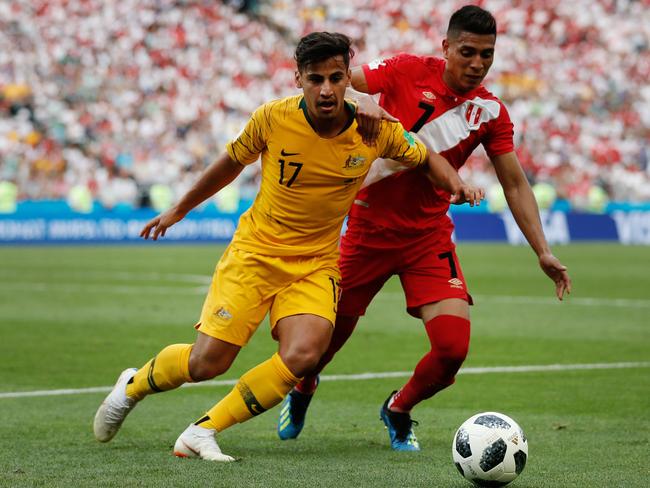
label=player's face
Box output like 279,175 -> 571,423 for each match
296,55 -> 351,122
442,31 -> 496,93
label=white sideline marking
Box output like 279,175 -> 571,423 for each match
1,361 -> 648,400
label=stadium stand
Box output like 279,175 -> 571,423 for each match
0,0 -> 648,211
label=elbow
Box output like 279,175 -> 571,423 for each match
502,182 -> 528,203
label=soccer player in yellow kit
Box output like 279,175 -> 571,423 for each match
92,32 -> 484,462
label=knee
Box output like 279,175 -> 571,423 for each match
436,340 -> 469,365
431,327 -> 469,364
280,347 -> 323,378
188,350 -> 232,382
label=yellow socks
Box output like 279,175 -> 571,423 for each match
125,346 -> 300,434
126,344 -> 193,401
196,353 -> 300,432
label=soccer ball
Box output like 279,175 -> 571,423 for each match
452,412 -> 528,487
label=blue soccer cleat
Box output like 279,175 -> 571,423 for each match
379,391 -> 421,451
277,385 -> 316,440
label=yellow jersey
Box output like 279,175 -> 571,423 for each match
226,94 -> 427,256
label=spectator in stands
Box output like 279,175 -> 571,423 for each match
0,0 -> 648,209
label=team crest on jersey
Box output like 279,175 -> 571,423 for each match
465,103 -> 485,130
343,154 -> 366,170
367,58 -> 386,70
215,307 -> 232,320
422,91 -> 436,100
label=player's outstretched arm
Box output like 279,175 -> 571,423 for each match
449,182 -> 485,207
426,151 -> 484,207
350,66 -> 371,94
349,89 -> 398,146
349,67 -> 397,146
538,253 -> 572,301
140,153 -> 245,240
492,151 -> 572,300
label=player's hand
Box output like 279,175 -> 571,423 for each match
450,185 -> 485,207
140,207 -> 186,241
538,253 -> 572,300
355,96 -> 398,146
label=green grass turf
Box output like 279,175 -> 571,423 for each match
0,243 -> 648,487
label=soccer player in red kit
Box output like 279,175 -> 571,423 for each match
277,5 -> 572,451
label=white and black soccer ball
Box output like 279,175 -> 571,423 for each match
452,412 -> 528,487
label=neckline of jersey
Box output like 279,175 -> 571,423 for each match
299,96 -> 357,138
437,59 -> 481,101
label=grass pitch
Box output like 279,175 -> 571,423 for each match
0,243 -> 648,487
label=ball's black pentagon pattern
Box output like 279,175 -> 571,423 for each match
455,427 -> 472,458
474,414 -> 511,429
479,438 -> 507,471
514,449 -> 527,474
454,413 -> 527,486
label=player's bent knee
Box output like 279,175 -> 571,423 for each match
429,317 -> 471,366
280,348 -> 322,378
188,363 -> 220,382
438,340 -> 469,363
433,332 -> 469,380
188,355 -> 232,382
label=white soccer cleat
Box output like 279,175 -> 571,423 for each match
173,424 -> 236,462
93,368 -> 138,442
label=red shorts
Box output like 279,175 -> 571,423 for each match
338,219 -> 472,318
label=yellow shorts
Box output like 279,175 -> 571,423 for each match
195,246 -> 340,347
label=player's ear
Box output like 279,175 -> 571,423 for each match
346,68 -> 352,86
442,39 -> 450,60
295,70 -> 302,88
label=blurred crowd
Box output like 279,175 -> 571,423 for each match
0,0 -> 648,213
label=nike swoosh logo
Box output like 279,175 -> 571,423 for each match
281,149 -> 300,156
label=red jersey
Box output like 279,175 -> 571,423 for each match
351,53 -> 514,236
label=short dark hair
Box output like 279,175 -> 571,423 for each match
447,5 -> 497,39
294,32 -> 354,72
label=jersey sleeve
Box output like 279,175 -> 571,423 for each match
376,120 -> 428,168
225,103 -> 273,165
361,53 -> 420,96
483,102 -> 515,158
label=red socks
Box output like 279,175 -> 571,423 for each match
391,315 -> 470,412
295,376 -> 319,395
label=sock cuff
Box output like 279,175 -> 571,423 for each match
178,344 -> 194,383
295,375 -> 319,395
271,352 -> 301,386
425,314 -> 470,332
424,314 -> 471,355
